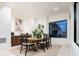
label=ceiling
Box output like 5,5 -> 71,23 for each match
0,3 -> 7,9
10,2 -> 70,19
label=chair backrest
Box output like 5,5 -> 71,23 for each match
20,34 -> 28,43
42,37 -> 47,42
43,34 -> 51,42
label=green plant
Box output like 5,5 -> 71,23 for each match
32,29 -> 37,37
32,24 -> 44,38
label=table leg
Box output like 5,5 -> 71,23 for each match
33,43 -> 38,52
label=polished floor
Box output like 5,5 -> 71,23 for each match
0,44 -> 76,56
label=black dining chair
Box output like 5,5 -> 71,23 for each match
38,37 -> 47,52
38,34 -> 52,51
46,36 -> 52,49
20,34 -> 34,56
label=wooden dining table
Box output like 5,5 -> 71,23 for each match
27,37 -> 43,51
27,37 -> 42,43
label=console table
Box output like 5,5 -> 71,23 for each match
11,35 -> 21,46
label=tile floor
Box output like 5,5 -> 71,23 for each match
0,44 -> 76,56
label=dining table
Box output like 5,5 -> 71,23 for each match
27,37 -> 43,51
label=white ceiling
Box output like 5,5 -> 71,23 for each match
0,3 -> 7,9
11,2 -> 70,19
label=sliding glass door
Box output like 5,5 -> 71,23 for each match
74,2 -> 79,46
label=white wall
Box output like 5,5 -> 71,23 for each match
0,6 -> 11,48
48,12 -> 70,45
70,3 -> 79,56
11,17 -> 48,35
23,18 -> 33,34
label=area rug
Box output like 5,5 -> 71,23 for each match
9,45 -> 61,56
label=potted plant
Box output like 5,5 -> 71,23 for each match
32,24 -> 44,38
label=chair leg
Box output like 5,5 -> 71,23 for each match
46,43 -> 48,50
43,44 -> 45,52
40,44 -> 45,52
46,46 -> 49,50
20,45 -> 22,53
25,46 -> 28,56
43,48 -> 45,52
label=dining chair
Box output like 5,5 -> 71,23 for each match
46,37 -> 52,49
38,34 -> 52,51
38,37 -> 47,52
43,34 -> 52,49
20,34 -> 34,56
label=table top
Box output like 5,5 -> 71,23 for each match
28,37 -> 42,40
27,37 -> 43,43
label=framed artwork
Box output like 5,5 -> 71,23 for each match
49,20 -> 67,38
15,18 -> 22,32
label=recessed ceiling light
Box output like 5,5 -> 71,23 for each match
54,7 -> 58,11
